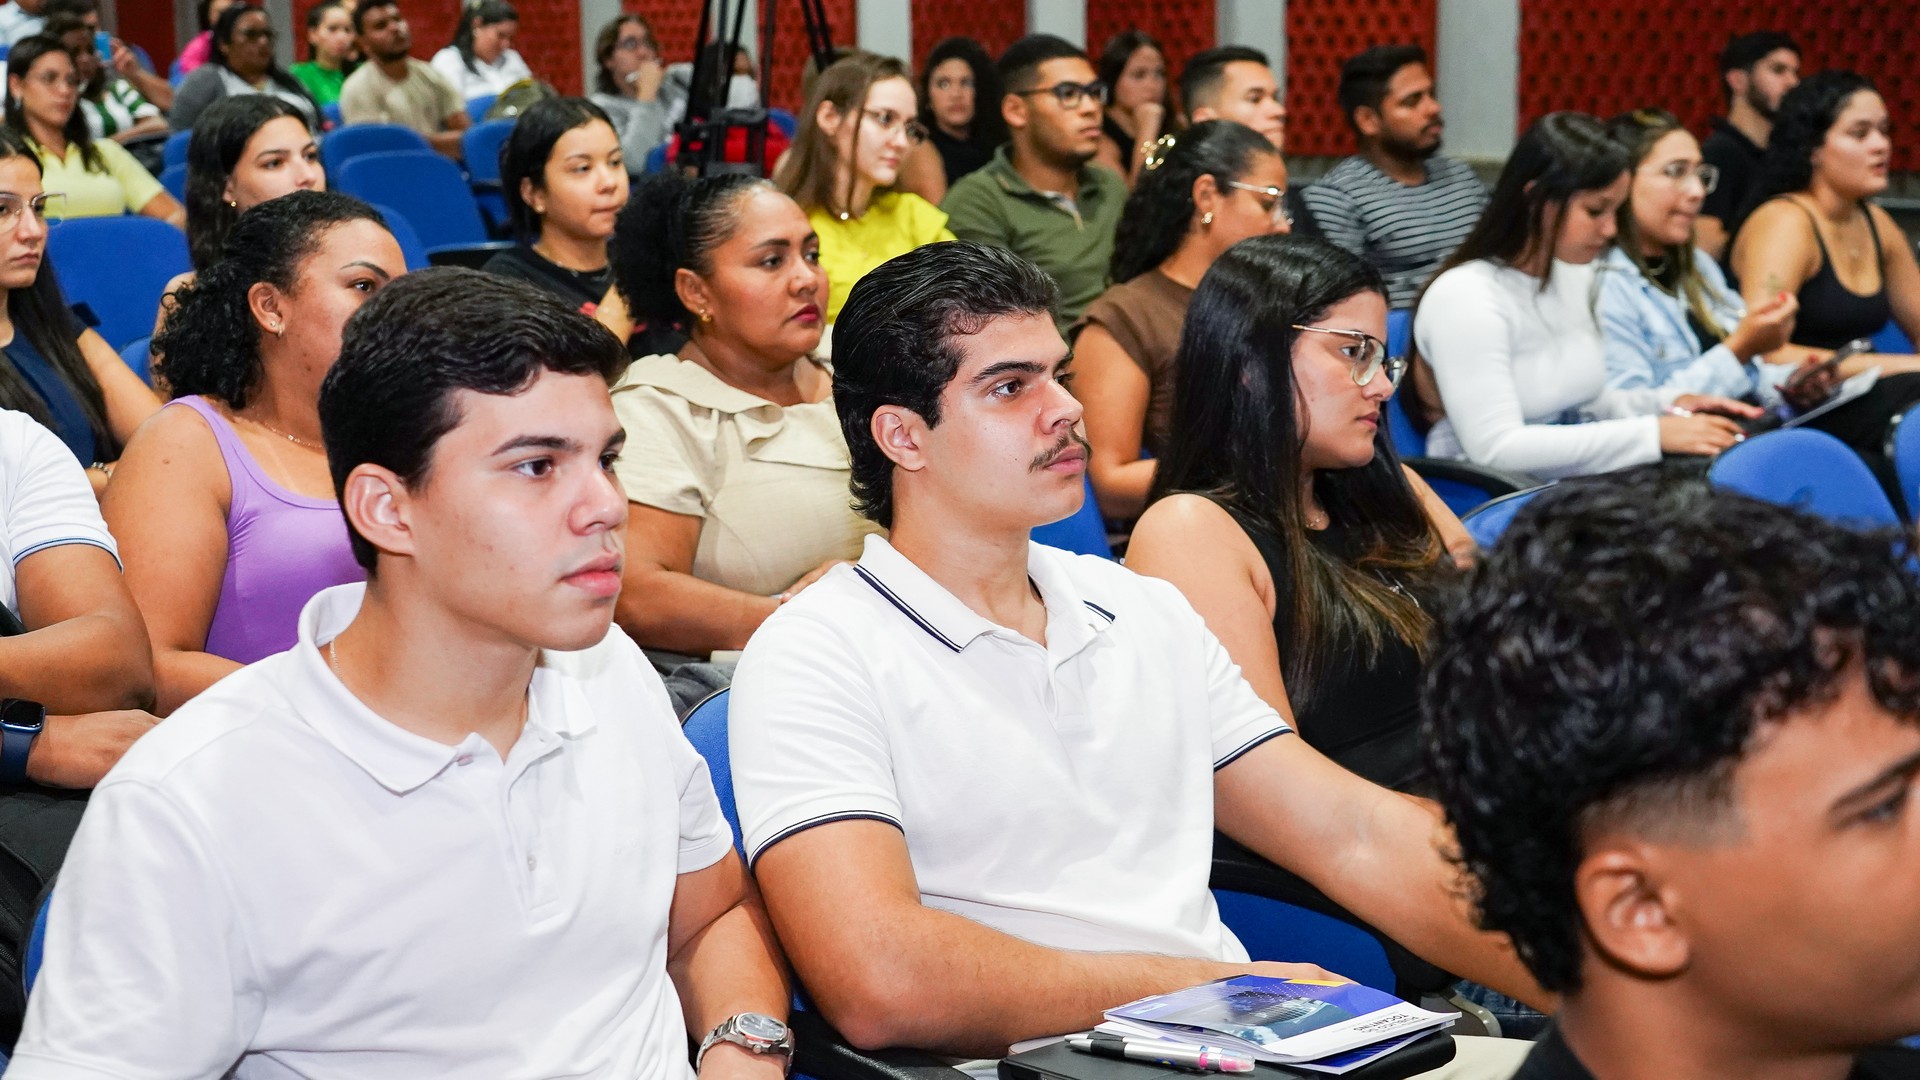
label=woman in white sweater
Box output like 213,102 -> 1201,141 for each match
1410,112 -> 1749,480
430,0 -> 533,104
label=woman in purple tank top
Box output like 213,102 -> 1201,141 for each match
102,192 -> 406,713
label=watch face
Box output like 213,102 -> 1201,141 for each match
736,1013 -> 786,1041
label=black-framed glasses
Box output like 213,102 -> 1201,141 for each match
1290,324 -> 1404,387
1224,179 -> 1292,226
1015,80 -> 1107,109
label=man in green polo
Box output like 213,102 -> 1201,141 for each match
941,34 -> 1127,328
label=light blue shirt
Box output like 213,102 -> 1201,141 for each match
0,2 -> 43,46
1596,246 -> 1796,410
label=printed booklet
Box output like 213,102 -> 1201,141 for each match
1096,975 -> 1455,1075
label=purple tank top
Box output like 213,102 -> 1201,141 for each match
174,396 -> 365,664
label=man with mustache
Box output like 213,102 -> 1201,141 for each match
729,241 -> 1543,1078
1697,31 -> 1801,262
1303,45 -> 1487,308
9,271 -> 794,1079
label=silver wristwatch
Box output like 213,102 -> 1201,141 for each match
696,1012 -> 794,1073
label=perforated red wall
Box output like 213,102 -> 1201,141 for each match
1283,0 -> 1438,158
1519,0 -> 1918,172
288,0 -> 581,94
909,0 -> 1026,72
1085,0 -> 1216,100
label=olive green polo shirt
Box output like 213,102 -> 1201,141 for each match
939,144 -> 1128,328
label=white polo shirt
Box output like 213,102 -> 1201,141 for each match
731,534 -> 1290,963
10,584 -> 734,1080
0,409 -> 117,617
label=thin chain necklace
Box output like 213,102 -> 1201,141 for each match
243,412 -> 323,451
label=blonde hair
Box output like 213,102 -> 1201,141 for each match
776,52 -> 910,218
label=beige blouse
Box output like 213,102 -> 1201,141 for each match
611,353 -> 882,596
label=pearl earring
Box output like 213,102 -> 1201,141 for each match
1201,211 -> 1214,227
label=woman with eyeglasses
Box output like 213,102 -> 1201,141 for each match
0,126 -> 158,478
3,36 -> 183,226
1092,29 -> 1175,187
775,53 -> 954,324
169,4 -> 321,132
589,14 -> 673,174
1411,112 -> 1749,480
1128,235 -> 1466,791
1070,120 -> 1288,525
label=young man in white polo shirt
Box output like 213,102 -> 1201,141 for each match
729,242 -> 1545,1077
9,271 -> 794,1080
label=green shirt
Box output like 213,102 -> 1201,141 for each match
939,143 -> 1128,327
289,61 -> 346,107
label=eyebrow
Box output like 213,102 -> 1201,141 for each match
342,260 -> 393,281
1830,745 -> 1920,820
967,350 -> 1073,387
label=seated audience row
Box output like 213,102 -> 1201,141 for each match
7,33 -> 181,225
169,3 -> 319,132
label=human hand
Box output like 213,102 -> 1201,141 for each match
1727,290 -> 1797,360
631,57 -> 665,101
1670,394 -> 1764,420
1778,353 -> 1841,412
110,39 -> 141,79
27,709 -> 158,789
1134,102 -> 1165,139
1240,959 -> 1352,984
1658,412 -> 1745,456
776,560 -> 848,603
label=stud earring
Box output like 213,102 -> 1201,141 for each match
1201,211 -> 1213,227
698,310 -> 713,324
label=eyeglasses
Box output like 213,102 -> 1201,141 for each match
1648,160 -> 1720,194
1224,179 -> 1293,226
1290,324 -> 1405,387
614,34 -> 657,56
236,25 -> 277,43
0,193 -> 62,228
1015,80 -> 1108,109
29,71 -> 82,90
862,108 -> 928,145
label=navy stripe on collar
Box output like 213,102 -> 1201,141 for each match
852,565 -> 963,652
1083,600 -> 1116,623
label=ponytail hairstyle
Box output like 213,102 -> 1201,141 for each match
776,52 -> 912,218
609,170 -> 774,333
4,35 -> 101,174
156,191 -> 386,409
450,0 -> 519,75
1109,120 -> 1277,283
184,95 -> 315,271
1605,108 -> 1728,342
0,128 -> 115,457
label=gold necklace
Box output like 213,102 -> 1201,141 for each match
244,413 -> 324,451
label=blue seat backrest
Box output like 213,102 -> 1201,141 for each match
463,119 -> 517,186
1709,428 -> 1902,529
119,335 -> 154,386
47,217 -> 191,351
1889,404 -> 1920,522
159,162 -> 187,203
23,887 -> 49,995
336,151 -> 488,251
1383,309 -> 1424,455
320,123 -> 432,176
1459,484 -> 1551,549
768,108 -> 798,138
1030,473 -> 1112,558
368,203 -> 432,272
162,128 -> 192,170
466,93 -> 498,122
1211,890 -> 1395,994
645,142 -> 671,174
682,689 -> 743,851
321,101 -> 341,127
1873,318 -> 1914,356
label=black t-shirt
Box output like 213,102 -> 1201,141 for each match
1517,1024 -> 1920,1079
927,126 -> 994,187
481,244 -> 614,317
1700,117 -> 1766,236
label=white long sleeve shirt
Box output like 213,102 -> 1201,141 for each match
1415,257 -> 1661,479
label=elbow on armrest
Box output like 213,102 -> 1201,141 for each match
805,961 -> 931,1052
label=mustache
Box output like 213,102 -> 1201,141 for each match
1030,431 -> 1091,471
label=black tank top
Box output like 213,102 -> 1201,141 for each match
1788,200 -> 1891,349
1219,505 -> 1428,793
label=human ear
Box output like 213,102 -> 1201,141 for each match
246,281 -> 287,338
1354,105 -> 1383,139
870,405 -> 930,473
1575,844 -> 1691,981
673,267 -> 714,325
341,463 -> 416,564
1191,105 -> 1219,124
1191,174 -> 1221,224
520,175 -> 543,218
815,98 -> 844,138
1001,92 -> 1027,133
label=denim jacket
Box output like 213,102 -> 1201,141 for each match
1595,246 -> 1796,410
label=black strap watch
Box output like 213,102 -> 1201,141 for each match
696,1012 -> 793,1074
0,698 -> 45,784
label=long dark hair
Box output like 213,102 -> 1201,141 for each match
156,191 -> 386,409
918,36 -> 1005,147
4,36 -> 101,174
303,0 -> 348,63
1605,108 -> 1729,341
1150,235 -> 1445,707
1748,70 -> 1878,211
1097,30 -> 1173,136
184,95 -> 315,271
500,96 -> 616,242
212,5 -> 319,118
449,0 -> 518,75
1109,120 -> 1275,283
0,129 -> 115,457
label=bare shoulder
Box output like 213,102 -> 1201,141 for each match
110,403 -> 224,490
1129,494 -> 1264,570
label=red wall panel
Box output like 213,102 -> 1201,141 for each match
1283,0 -> 1438,158
909,0 -> 1026,72
1519,0 -> 1917,171
1084,0 -> 1216,101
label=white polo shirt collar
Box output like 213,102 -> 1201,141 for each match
849,533 -> 1118,661
290,583 -> 597,795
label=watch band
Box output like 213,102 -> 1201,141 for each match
0,699 -> 45,785
697,1013 -> 793,1074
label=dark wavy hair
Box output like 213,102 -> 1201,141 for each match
608,170 -> 773,330
1747,70 -> 1879,211
184,95 -> 315,271
834,242 -> 1059,529
321,267 -> 627,570
1424,468 -> 1920,993
211,4 -> 319,117
156,191 -> 386,410
918,36 -> 1006,148
1109,120 -> 1277,283
1151,235 -> 1443,705
4,35 -> 101,174
447,0 -> 518,75
0,128 -> 115,457
499,96 -> 617,243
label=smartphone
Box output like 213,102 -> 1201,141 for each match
93,31 -> 112,66
1784,336 -> 1873,392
